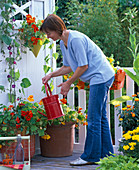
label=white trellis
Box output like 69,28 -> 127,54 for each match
0,0 -> 56,154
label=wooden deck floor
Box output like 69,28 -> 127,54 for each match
31,152 -> 100,170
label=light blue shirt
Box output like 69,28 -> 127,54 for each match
60,30 -> 115,85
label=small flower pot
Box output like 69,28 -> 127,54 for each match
40,122 -> 75,157
110,69 -> 125,90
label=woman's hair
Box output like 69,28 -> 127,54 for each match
40,14 -> 67,36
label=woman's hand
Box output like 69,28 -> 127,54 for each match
42,73 -> 52,84
57,82 -> 71,97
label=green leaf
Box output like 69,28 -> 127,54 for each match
43,65 -> 50,74
31,125 -> 37,132
0,85 -> 5,91
43,38 -> 50,44
15,70 -> 20,81
2,127 -> 7,131
20,78 -> 31,88
8,93 -> 16,103
2,35 -> 12,45
13,39 -> 20,47
109,96 -> 133,105
124,69 -> 139,86
38,129 -> 44,136
4,3 -> 11,10
49,43 -> 54,49
52,52 -> 59,60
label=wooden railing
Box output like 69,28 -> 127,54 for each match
53,68 -> 135,153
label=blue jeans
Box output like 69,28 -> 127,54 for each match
80,76 -> 115,162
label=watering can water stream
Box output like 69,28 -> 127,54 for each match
38,83 -> 64,120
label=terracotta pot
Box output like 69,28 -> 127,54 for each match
1,135 -> 35,161
110,69 -> 125,90
40,122 -> 75,157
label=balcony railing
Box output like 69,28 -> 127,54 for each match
53,67 -> 135,153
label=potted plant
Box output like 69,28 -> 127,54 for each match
39,98 -> 87,157
119,126 -> 139,159
0,95 -> 48,160
114,93 -> 139,133
18,14 -> 50,58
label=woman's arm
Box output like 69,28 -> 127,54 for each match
58,65 -> 88,96
42,66 -> 72,84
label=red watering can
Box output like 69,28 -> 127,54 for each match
38,83 -> 64,120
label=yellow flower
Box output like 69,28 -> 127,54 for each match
130,146 -> 135,150
135,98 -> 139,101
119,118 -> 123,121
0,144 -> 2,149
127,105 -> 131,108
129,142 -> 136,146
122,107 -> 127,111
123,145 -> 129,150
132,135 -> 139,142
109,58 -> 114,63
41,135 -> 51,140
63,75 -> 68,80
123,134 -> 131,140
39,40 -> 43,45
27,95 -> 34,102
61,122 -> 65,125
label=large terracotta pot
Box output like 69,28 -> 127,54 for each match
40,122 -> 75,157
110,69 -> 125,90
1,135 -> 35,161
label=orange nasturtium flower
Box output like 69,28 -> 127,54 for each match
78,107 -> 82,113
132,113 -> 136,117
75,124 -> 78,128
60,98 -> 67,104
39,100 -> 43,105
31,24 -> 39,32
132,94 -> 137,97
114,104 -> 120,107
27,95 -> 34,102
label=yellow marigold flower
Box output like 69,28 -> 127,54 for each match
132,135 -> 139,142
69,76 -> 72,78
119,118 -> 123,121
123,134 -> 131,140
129,142 -> 136,146
135,98 -> 139,101
127,105 -> 131,108
27,95 -> 34,102
123,145 -> 129,150
130,146 -> 135,150
122,107 -> 127,111
61,122 -> 65,125
41,134 -> 51,140
0,144 -> 2,149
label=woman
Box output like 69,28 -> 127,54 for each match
40,14 -> 115,166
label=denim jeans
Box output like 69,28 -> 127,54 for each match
80,76 -> 115,162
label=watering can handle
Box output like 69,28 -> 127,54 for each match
45,83 -> 52,97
